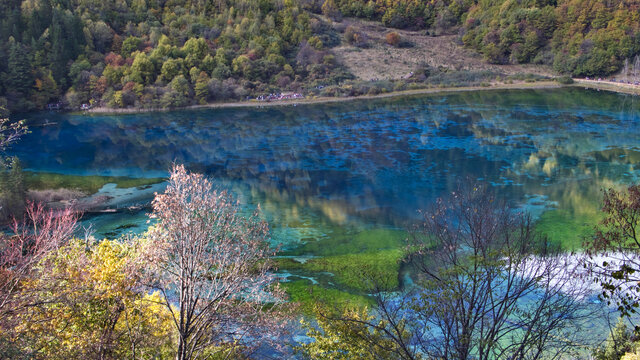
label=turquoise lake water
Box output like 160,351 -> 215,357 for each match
11,87 -> 640,248
10,86 -> 640,348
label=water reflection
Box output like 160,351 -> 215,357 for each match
11,88 -> 640,243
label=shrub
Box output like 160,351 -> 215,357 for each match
385,32 -> 401,47
344,26 -> 368,48
556,75 -> 574,84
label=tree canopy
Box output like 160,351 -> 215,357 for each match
0,0 -> 348,111
1,0 -> 639,111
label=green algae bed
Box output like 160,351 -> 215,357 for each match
277,228 -> 408,308
25,171 -> 165,194
278,212 -> 605,308
276,250 -> 403,292
535,209 -> 601,250
281,280 -> 374,315
286,228 -> 408,257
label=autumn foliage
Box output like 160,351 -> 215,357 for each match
0,165 -> 291,359
0,202 -> 79,322
385,32 -> 401,47
143,164 -> 290,360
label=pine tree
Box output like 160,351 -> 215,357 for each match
6,40 -> 32,95
194,71 -> 210,104
48,13 -> 66,86
0,156 -> 25,220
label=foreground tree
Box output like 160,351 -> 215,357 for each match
584,185 -> 640,331
0,106 -> 28,219
592,319 -> 636,360
0,116 -> 27,152
304,185 -> 597,359
403,185 -> 596,359
0,202 -> 78,324
143,164 -> 289,360
10,238 -> 175,360
299,304 -> 399,360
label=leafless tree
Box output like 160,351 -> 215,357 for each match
583,184 -> 640,331
143,164 -> 290,360
0,201 -> 78,323
320,184 -> 599,360
296,40 -> 325,67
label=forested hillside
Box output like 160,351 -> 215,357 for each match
331,0 -> 640,76
0,0 -> 349,111
1,0 -> 639,112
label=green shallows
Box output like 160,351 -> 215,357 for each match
281,280 -> 374,315
276,248 -> 403,292
535,209 -> 602,250
25,171 -> 165,194
284,228 -> 408,257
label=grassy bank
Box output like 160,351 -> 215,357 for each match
25,171 -> 166,194
87,80 -> 562,114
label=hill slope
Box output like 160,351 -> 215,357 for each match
0,0 -> 638,112
331,0 -> 640,77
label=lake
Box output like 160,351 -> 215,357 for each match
12,87 -> 640,252
10,86 -> 640,350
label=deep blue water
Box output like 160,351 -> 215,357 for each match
11,87 -> 640,244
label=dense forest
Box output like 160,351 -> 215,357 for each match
0,0 -> 351,112
0,0 -> 639,111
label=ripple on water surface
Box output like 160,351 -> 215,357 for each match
10,88 -> 640,250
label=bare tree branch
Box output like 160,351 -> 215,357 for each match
142,164 -> 292,360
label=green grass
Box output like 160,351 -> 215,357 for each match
535,209 -> 601,250
24,171 -> 165,194
281,280 -> 374,315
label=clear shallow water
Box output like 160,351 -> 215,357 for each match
11,87 -> 640,246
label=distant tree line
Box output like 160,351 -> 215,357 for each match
0,105 -> 27,221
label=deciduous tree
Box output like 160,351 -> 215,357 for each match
307,185 -> 598,360
142,164 -> 290,360
9,237 -> 176,359
0,202 -> 78,324
584,185 -> 640,331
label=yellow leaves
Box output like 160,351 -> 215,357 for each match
622,352 -> 640,360
87,240 -> 132,295
299,304 -> 399,360
115,292 -> 177,355
12,238 -> 170,359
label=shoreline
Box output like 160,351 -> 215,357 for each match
86,81 -> 563,115
573,79 -> 640,96
77,78 -> 640,116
